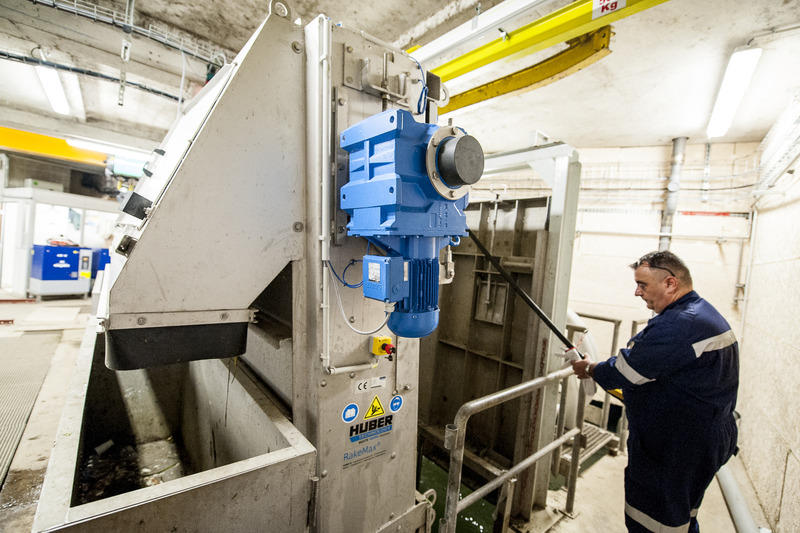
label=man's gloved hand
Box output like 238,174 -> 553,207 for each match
568,350 -> 594,379
562,348 -> 597,396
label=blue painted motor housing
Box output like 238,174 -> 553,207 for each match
340,109 -> 477,338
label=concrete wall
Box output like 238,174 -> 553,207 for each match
569,211 -> 750,355
2,152 -> 107,197
567,142 -> 755,357
737,178 -> 800,533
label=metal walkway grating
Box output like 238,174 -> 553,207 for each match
0,331 -> 61,486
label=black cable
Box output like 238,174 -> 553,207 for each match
0,50 -> 181,101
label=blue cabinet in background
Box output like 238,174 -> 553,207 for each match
29,245 -> 93,296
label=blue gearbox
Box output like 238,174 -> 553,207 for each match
340,109 -> 483,338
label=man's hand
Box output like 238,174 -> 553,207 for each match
570,354 -> 595,380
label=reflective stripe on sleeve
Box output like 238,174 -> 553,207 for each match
691,329 -> 737,358
615,353 -> 655,385
625,503 -> 690,533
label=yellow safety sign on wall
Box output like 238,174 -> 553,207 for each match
364,396 -> 386,420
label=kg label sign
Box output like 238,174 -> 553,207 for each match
592,0 -> 626,19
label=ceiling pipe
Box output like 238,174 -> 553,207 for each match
658,136 -> 687,251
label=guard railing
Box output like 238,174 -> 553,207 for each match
439,366 -> 586,533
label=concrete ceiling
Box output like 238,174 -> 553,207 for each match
1,0 -> 799,155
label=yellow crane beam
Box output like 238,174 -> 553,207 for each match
441,25 -> 612,114
431,0 -> 670,82
0,126 -> 106,167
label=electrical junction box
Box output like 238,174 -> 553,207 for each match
362,255 -> 408,303
29,245 -> 92,296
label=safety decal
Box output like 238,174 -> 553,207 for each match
342,403 -> 359,423
389,395 -> 403,413
364,396 -> 386,419
344,396 -> 393,469
592,0 -> 626,20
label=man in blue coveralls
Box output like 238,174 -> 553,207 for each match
571,251 -> 739,533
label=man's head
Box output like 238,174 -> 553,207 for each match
630,251 -> 693,313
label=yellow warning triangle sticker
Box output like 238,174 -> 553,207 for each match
364,396 -> 386,419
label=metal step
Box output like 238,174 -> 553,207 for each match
558,424 -> 619,477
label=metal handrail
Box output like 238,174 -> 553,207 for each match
440,366 -> 586,533
576,313 -> 628,450
716,463 -> 760,533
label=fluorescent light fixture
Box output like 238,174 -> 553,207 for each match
410,0 -> 557,65
706,46 -> 762,139
66,137 -> 151,161
35,65 -> 70,115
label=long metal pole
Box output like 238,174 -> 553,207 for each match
467,229 -> 583,358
